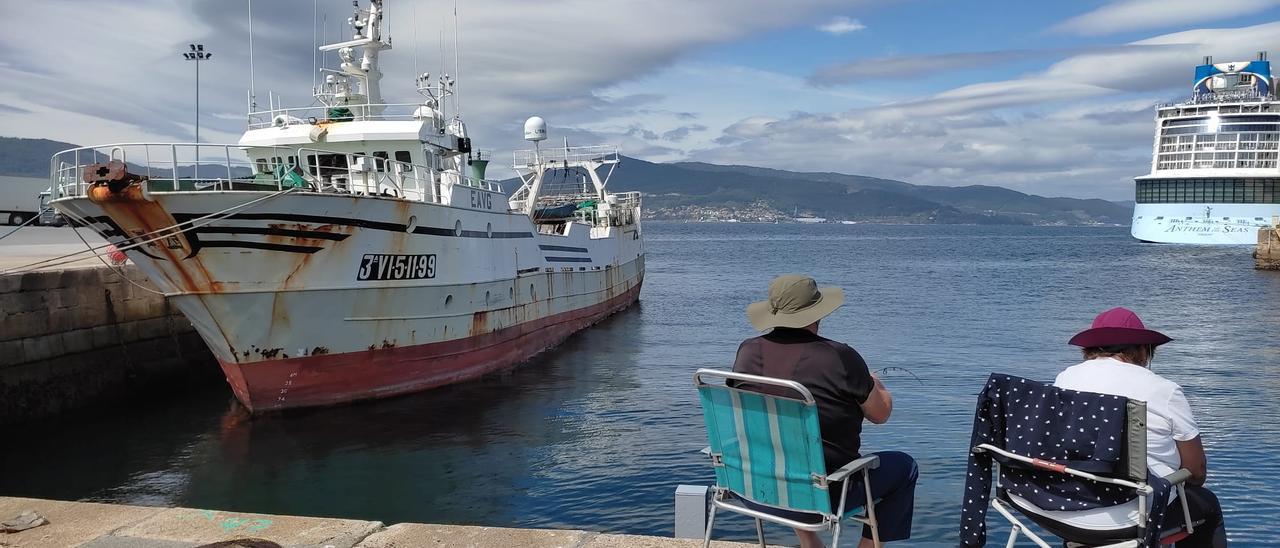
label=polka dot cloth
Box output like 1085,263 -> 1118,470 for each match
958,374 -> 1173,547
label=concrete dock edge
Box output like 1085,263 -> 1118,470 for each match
0,497 -> 768,548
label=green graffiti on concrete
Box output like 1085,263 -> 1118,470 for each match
184,510 -> 273,534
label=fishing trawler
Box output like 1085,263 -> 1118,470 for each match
1132,52 -> 1280,244
47,0 -> 644,412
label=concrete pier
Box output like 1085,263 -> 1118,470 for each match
1256,223 -> 1280,270
0,497 -> 761,547
0,228 -> 220,424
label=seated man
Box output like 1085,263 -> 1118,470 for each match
1054,307 -> 1226,548
732,274 -> 917,548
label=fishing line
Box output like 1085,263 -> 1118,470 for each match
875,366 -> 925,386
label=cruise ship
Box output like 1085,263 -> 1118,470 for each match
46,0 -> 644,412
1132,53 -> 1280,244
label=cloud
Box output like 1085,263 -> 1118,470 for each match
811,50 -> 1045,85
625,125 -> 660,140
693,100 -> 1158,200
661,124 -> 707,142
0,0 -> 866,151
694,20 -> 1280,200
816,16 -> 866,35
1052,0 -> 1280,36
807,45 -> 1177,86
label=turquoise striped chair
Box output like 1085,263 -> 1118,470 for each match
694,368 -> 881,547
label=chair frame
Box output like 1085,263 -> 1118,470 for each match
973,443 -> 1198,548
695,369 -> 882,548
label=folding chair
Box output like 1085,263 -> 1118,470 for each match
971,385 -> 1203,547
694,368 -> 881,548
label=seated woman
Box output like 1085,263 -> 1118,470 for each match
1054,307 -> 1226,548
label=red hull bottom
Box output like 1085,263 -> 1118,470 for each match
218,282 -> 642,413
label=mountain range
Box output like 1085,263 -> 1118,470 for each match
541,155 -> 1132,225
1,136 -> 1132,225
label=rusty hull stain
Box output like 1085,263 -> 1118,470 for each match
469,310 -> 489,338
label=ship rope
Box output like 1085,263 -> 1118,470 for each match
0,207 -> 52,242
57,207 -> 167,296
1,186 -> 300,275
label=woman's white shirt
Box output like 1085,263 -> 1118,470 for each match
1053,357 -> 1200,478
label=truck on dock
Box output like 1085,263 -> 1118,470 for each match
1,174 -> 63,226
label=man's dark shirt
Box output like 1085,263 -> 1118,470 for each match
731,328 -> 875,471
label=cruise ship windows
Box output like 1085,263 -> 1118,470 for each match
1136,179 -> 1280,204
395,150 -> 412,164
1155,128 -> 1280,170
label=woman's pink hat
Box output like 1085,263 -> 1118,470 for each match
1068,307 -> 1173,348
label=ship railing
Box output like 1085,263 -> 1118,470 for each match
48,143 -> 502,204
49,143 -> 265,198
245,103 -> 445,129
296,147 -> 430,202
1158,89 -> 1273,108
513,145 -> 620,169
520,190 -> 642,228
293,148 -> 502,201
610,191 -> 643,210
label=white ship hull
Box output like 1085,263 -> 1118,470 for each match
54,190 -> 644,412
1131,203 -> 1277,244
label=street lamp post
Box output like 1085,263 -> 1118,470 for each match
182,44 -> 212,142
182,44 -> 211,180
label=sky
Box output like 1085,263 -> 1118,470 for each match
5,0 -> 1280,200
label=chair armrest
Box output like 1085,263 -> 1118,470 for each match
827,454 -> 880,483
1163,468 -> 1193,485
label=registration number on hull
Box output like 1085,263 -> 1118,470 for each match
357,254 -> 437,281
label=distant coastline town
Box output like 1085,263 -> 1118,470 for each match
644,200 -> 797,223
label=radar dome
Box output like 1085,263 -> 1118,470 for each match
524,116 -> 547,142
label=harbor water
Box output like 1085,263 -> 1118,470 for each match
3,223 -> 1279,546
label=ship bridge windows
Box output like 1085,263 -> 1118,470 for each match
1137,178 -> 1280,204
307,153 -> 349,187
1162,115 -> 1280,126
1161,124 -> 1280,135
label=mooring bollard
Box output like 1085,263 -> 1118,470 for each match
674,484 -> 709,538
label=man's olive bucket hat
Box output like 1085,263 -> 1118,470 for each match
746,274 -> 845,331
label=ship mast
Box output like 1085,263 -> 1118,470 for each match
317,0 -> 391,114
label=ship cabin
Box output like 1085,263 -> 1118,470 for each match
235,103 -> 500,208
1152,52 -> 1280,172
1137,51 -> 1280,207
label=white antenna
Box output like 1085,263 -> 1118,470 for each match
453,2 -> 461,116
413,5 -> 419,78
248,0 -> 256,110
311,0 -> 318,94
